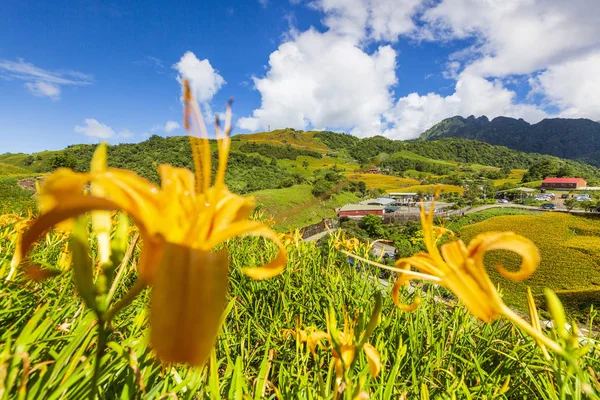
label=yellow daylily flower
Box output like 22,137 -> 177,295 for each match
334,232 -> 360,252
381,194 -> 565,356
279,228 -> 303,248
18,79 -> 287,365
392,198 -> 540,322
290,314 -> 381,387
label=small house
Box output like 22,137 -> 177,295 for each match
337,204 -> 384,218
541,177 -> 587,190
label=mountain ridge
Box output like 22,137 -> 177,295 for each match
420,115 -> 600,165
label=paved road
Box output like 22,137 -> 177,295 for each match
304,228 -> 337,242
371,242 -> 396,257
463,203 -> 592,215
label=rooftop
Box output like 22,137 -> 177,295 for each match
338,204 -> 385,212
542,177 -> 586,184
359,197 -> 397,206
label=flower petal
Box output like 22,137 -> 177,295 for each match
206,221 -> 287,280
157,165 -> 197,242
391,263 -> 420,312
468,232 -> 540,282
150,244 -> 228,366
21,196 -> 119,259
362,342 -> 381,377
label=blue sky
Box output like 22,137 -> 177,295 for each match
2,0 -> 599,153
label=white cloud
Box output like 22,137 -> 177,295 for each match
164,120 -> 181,133
422,0 -> 600,77
0,58 -> 92,100
150,120 -> 181,134
173,51 -> 225,103
74,119 -> 115,139
25,81 -> 61,100
530,52 -> 600,119
412,0 -> 600,127
238,28 -> 397,136
310,0 -> 423,44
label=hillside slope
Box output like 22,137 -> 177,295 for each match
3,129 -> 600,189
420,115 -> 600,166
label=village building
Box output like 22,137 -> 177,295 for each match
388,192 -> 418,205
541,177 -> 587,190
337,204 -> 384,218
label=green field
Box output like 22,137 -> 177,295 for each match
0,178 -> 36,214
0,162 -> 36,178
458,212 -> 600,314
252,184 -> 360,231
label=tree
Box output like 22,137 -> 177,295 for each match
23,155 -> 34,166
312,178 -> 333,198
302,160 -> 309,169
357,181 -> 367,196
556,164 -> 575,177
360,214 -> 385,238
564,198 -> 577,211
581,200 -> 595,212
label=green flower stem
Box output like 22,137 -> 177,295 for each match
501,304 -> 566,357
106,233 -> 140,305
103,279 -> 147,324
90,321 -> 107,400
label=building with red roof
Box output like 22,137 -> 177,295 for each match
541,177 -> 587,189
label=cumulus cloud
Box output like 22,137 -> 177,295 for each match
238,29 -> 397,136
529,52 -> 600,119
74,119 -> 116,139
241,0 -> 600,139
0,58 -> 92,100
414,0 -> 600,124
173,51 -> 225,103
422,0 -> 600,77
310,0 -> 423,44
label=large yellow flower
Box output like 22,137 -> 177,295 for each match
19,80 -> 287,365
385,196 -> 565,356
391,200 -> 540,322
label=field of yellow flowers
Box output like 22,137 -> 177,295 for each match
1,210 -> 599,398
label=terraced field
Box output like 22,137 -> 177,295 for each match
279,155 -> 359,175
346,173 -> 419,190
236,129 -> 329,152
386,183 -> 465,194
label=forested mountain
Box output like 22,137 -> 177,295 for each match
420,115 -> 600,166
